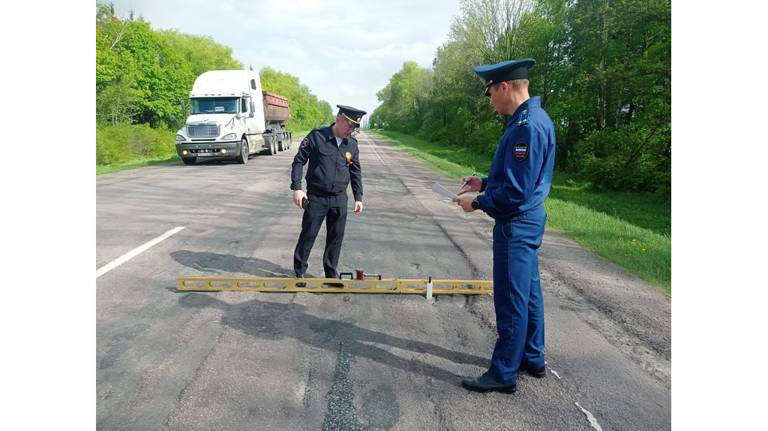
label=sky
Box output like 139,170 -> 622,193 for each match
109,0 -> 464,122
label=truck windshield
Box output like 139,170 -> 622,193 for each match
191,98 -> 239,114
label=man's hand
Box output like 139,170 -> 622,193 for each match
354,201 -> 364,215
457,176 -> 482,195
293,190 -> 307,208
453,194 -> 476,212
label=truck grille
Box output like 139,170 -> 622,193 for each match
187,124 -> 219,138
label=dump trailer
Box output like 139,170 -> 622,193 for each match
175,70 -> 292,165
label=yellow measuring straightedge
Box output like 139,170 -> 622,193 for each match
177,276 -> 493,295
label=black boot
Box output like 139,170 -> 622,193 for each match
461,371 -> 517,393
519,362 -> 546,378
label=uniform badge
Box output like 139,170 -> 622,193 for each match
345,151 -> 353,165
514,143 -> 528,161
300,137 -> 309,149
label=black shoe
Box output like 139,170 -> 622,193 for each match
519,362 -> 546,378
461,372 -> 517,393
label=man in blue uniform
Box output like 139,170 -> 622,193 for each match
291,105 -> 365,279
453,58 -> 556,393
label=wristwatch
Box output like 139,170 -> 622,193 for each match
471,198 -> 480,210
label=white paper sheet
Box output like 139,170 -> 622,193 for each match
432,182 -> 457,200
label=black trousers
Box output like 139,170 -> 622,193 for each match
293,194 -> 348,278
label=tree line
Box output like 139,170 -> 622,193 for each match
370,0 -> 670,193
96,1 -> 332,164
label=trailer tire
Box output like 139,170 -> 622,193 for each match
261,136 -> 270,155
236,137 -> 249,164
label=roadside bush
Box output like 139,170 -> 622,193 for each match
574,126 -> 670,192
96,124 -> 176,165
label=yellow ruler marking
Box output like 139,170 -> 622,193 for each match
177,276 -> 493,295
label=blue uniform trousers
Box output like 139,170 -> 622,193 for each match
489,205 -> 546,384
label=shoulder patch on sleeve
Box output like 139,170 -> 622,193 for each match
300,137 -> 310,149
514,143 -> 529,161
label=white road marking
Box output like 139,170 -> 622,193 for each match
364,134 -> 386,164
96,226 -> 185,279
549,368 -> 561,379
575,401 -> 603,431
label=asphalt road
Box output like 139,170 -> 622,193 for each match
96,131 -> 671,430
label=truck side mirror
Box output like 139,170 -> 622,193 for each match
169,115 -> 181,130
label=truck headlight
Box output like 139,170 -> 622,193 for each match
176,135 -> 186,141
222,133 -> 237,140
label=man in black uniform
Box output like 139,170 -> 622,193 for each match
290,105 -> 366,278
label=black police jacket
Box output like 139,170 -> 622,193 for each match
290,124 -> 363,201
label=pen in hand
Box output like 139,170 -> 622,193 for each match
457,172 -> 479,195
457,180 -> 468,195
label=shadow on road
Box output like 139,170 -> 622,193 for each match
171,250 -> 313,277
178,292 -> 487,385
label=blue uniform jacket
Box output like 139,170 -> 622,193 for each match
290,124 -> 363,201
476,96 -> 556,220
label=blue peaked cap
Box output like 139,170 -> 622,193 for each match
474,58 -> 536,95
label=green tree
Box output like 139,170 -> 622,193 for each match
563,0 -> 671,190
372,0 -> 670,192
159,30 -> 243,76
96,2 -> 195,128
96,73 -> 143,125
374,61 -> 433,132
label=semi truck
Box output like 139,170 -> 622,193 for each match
175,70 -> 292,165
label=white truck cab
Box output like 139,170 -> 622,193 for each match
175,70 -> 291,165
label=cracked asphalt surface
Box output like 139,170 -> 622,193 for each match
97,131 -> 670,430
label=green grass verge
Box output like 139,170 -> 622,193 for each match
368,130 -> 490,180
96,155 -> 180,175
367,129 -> 670,294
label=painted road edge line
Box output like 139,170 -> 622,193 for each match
574,401 -> 603,431
96,226 -> 185,279
365,134 -> 386,164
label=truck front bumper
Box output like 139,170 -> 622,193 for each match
176,141 -> 240,158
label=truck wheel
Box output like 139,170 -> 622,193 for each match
261,137 -> 270,155
286,133 -> 292,149
269,137 -> 278,155
278,138 -> 284,152
237,137 -> 249,164
181,157 -> 197,165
